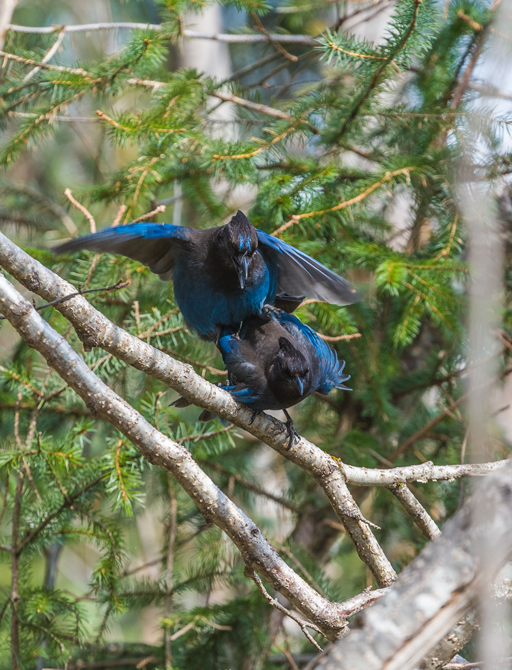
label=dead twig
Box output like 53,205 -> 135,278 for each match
0,281 -> 129,321
64,188 -> 96,233
249,571 -> 325,651
131,205 -> 166,224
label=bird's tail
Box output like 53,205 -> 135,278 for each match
170,395 -> 228,424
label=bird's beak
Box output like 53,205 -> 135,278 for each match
234,255 -> 250,289
292,377 -> 304,395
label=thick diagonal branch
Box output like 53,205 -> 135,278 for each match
0,272 -> 377,642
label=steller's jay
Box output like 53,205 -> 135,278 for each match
53,210 -> 358,341
176,305 -> 351,446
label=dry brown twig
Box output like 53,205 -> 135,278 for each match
131,204 -> 166,223
251,13 -> 298,62
112,204 -> 127,227
64,188 -> 96,233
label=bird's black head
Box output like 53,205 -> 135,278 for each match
216,211 -> 259,289
270,337 -> 311,398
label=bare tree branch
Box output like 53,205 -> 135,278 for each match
418,611 -> 480,669
0,0 -> 17,50
7,22 -> 317,45
211,91 -> 293,120
340,460 -> 508,486
250,571 -> 326,651
310,462 -> 512,670
389,484 -> 441,540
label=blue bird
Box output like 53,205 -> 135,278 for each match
54,211 -> 358,342
195,306 -> 351,446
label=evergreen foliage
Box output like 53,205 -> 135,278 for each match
0,0 -> 510,667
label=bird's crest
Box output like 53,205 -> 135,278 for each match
222,210 -> 258,254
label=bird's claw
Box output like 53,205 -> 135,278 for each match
285,419 -> 298,450
261,304 -> 281,320
283,409 -> 298,450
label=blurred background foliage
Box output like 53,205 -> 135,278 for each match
0,0 -> 511,667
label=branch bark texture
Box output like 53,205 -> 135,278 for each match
311,462 -> 512,670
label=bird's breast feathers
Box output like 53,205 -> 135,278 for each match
172,258 -> 271,337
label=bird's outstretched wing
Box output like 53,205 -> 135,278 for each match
256,230 -> 359,306
270,308 -> 351,394
53,223 -> 193,279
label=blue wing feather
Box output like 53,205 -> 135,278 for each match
53,223 -> 192,276
256,230 -> 359,307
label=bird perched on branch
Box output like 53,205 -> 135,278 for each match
178,306 -> 351,447
54,211 -> 358,341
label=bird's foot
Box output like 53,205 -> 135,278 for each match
214,325 -> 239,348
261,304 -> 281,320
248,409 -> 261,426
283,409 -> 298,450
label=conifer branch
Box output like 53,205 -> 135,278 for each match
95,110 -> 185,136
326,41 -> 387,60
272,167 -> 415,236
7,111 -> 100,123
251,13 -> 298,62
389,365 -> 512,461
0,49 -> 90,75
212,117 -> 300,160
334,0 -> 422,142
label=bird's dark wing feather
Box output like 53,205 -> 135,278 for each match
272,309 -> 351,393
217,332 -> 259,386
273,293 -> 305,313
53,223 -> 193,278
256,230 -> 359,306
